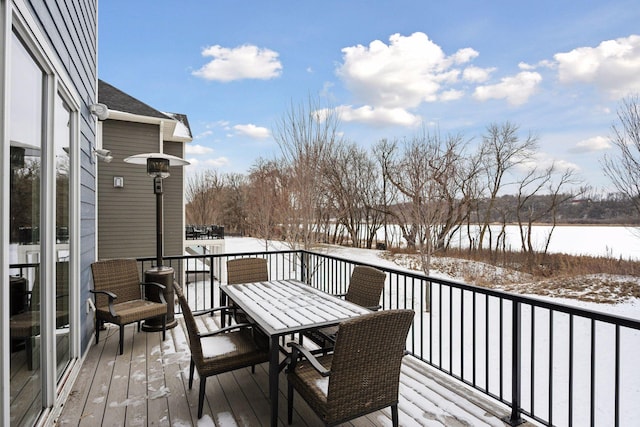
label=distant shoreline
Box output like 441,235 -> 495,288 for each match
489,223 -> 639,227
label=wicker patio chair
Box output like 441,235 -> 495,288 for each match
226,257 -> 268,323
305,265 -> 386,348
287,309 -> 414,426
227,257 -> 268,285
10,262 -> 69,370
173,282 -> 269,418
90,259 -> 167,355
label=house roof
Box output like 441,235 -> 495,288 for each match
98,79 -> 192,142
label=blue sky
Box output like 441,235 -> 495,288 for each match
98,1 -> 640,191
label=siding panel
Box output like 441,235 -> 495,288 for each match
98,121 -> 187,261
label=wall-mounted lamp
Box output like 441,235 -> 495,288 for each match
89,103 -> 109,120
113,176 -> 124,188
93,148 -> 113,163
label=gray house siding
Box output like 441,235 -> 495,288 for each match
98,121 -> 184,261
163,141 -> 185,257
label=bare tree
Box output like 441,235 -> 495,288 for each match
272,97 -> 341,250
185,170 -> 224,225
219,173 -> 248,235
374,139 -> 402,248
602,94 -> 640,217
382,129 -> 473,275
476,122 -> 539,251
323,143 -> 383,248
245,158 -> 287,250
515,163 -> 582,270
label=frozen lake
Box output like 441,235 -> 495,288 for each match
378,224 -> 640,260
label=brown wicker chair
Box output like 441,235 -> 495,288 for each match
226,257 -> 268,323
305,265 -> 386,348
10,262 -> 69,370
90,259 -> 167,355
226,257 -> 268,285
287,309 -> 414,426
173,282 -> 269,418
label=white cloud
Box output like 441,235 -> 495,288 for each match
333,105 -> 422,127
518,60 -> 555,71
192,44 -> 282,82
569,136 -> 611,153
554,35 -> 640,99
194,130 -> 213,140
517,152 -> 581,173
462,66 -> 494,83
233,123 -> 271,139
337,32 -> 486,109
185,144 -> 214,155
204,157 -> 230,168
473,71 -> 542,106
440,89 -> 464,101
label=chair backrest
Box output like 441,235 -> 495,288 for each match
27,261 -> 69,312
226,257 -> 268,284
345,265 -> 386,308
173,283 -> 204,361
327,309 -> 414,419
91,259 -> 142,308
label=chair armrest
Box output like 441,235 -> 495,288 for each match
287,342 -> 330,377
140,281 -> 167,304
197,322 -> 256,338
89,289 -> 117,317
193,306 -> 234,317
364,305 -> 381,311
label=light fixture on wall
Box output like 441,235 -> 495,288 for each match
89,103 -> 109,120
92,148 -> 113,163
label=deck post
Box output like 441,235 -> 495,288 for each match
504,299 -> 525,426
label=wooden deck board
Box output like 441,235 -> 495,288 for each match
55,317 -> 513,426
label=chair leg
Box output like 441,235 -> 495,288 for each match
391,404 -> 399,427
119,325 -> 124,355
95,317 -> 100,344
162,314 -> 166,341
198,376 -> 206,419
189,358 -> 195,389
137,321 -> 141,332
287,381 -> 294,424
26,338 -> 33,371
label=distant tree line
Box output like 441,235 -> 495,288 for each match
186,94 -> 640,275
475,192 -> 638,225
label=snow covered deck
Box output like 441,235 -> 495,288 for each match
55,315 -> 521,426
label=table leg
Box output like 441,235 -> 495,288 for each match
269,335 -> 279,427
220,292 -> 227,328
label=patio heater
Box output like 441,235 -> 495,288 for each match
124,152 -> 189,331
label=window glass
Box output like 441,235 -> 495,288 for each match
9,30 -> 44,425
54,93 -> 71,380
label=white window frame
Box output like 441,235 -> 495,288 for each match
1,1 -> 82,424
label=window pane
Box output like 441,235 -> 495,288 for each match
54,94 -> 71,380
9,30 -> 43,425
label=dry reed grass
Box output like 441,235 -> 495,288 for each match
384,247 -> 640,304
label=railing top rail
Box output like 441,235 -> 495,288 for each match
145,249 -> 640,330
299,250 -> 640,330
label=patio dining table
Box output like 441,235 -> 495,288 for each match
220,279 -> 371,427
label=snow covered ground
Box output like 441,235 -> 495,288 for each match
214,236 -> 640,427
225,237 -> 640,320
